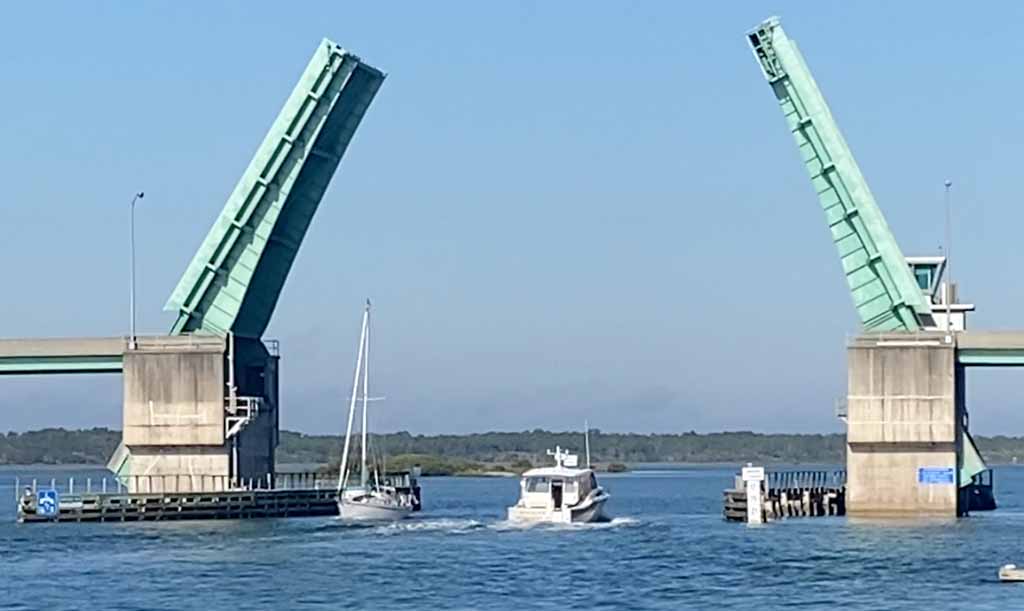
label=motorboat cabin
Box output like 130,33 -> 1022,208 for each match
507,446 -> 610,524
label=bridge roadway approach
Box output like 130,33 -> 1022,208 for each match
0,335 -> 214,375
3,330 -> 1020,376
851,331 -> 1024,366
955,331 -> 1024,366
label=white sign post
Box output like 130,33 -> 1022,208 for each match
742,465 -> 765,525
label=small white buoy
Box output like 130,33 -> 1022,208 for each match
999,564 -> 1024,582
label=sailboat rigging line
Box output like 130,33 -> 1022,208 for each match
360,300 -> 371,490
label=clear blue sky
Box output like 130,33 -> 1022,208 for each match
2,2 -> 1023,435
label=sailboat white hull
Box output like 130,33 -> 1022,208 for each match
338,497 -> 413,521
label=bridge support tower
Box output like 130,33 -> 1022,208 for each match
846,335 -> 965,516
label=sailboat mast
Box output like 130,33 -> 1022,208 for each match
338,305 -> 369,492
360,300 -> 371,490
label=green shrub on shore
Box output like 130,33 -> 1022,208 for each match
320,453 -> 484,477
388,454 -> 483,476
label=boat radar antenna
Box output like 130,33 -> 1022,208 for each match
547,446 -> 567,467
584,421 -> 592,468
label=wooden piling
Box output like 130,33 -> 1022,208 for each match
724,468 -> 846,522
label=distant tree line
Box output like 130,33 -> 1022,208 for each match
6,427 -> 1024,466
281,430 -> 850,465
0,428 -> 121,465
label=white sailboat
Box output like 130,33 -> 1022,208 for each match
337,300 -> 416,521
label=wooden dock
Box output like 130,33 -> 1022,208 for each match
18,487 -> 338,523
724,469 -> 846,522
15,470 -> 422,524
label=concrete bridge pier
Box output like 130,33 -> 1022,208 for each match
846,334 -> 965,517
116,334 -> 279,493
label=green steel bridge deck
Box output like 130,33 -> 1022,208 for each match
165,39 -> 385,340
746,18 -> 1024,367
747,17 -> 933,332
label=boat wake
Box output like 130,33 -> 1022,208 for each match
372,517 -> 487,535
319,515 -> 640,535
594,516 -> 640,528
493,516 -> 640,531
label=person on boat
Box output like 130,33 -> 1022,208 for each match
19,487 -> 35,513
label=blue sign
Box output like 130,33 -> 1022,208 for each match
918,467 -> 955,485
37,489 -> 59,518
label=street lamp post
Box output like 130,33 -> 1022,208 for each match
944,180 -> 952,336
130,191 -> 145,350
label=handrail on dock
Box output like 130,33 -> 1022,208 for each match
766,469 -> 847,491
14,470 -> 336,501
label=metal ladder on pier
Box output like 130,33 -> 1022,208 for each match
225,396 -> 262,438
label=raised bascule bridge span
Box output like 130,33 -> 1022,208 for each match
747,16 -> 1024,517
1,39 -> 384,493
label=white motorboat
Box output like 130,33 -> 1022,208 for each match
336,300 -> 417,522
507,441 -> 610,524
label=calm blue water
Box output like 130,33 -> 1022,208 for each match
3,464 -> 1024,610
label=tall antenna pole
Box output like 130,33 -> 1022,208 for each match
584,420 -> 591,468
129,191 -> 144,350
944,180 -> 953,336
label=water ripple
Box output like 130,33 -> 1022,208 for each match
4,465 -> 1024,610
